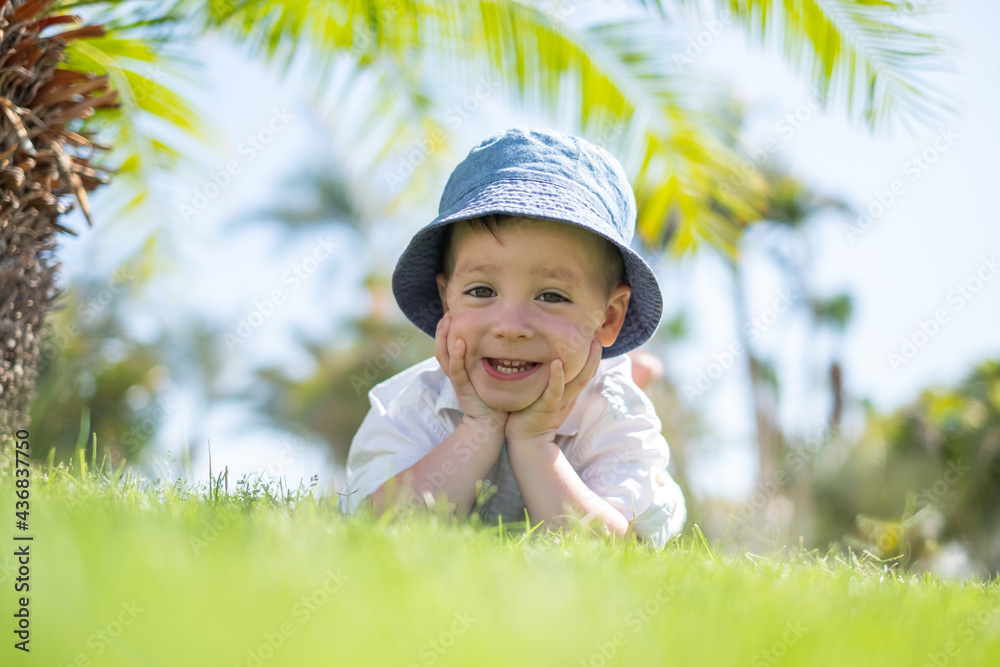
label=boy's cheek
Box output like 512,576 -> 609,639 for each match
561,320 -> 596,351
553,328 -> 593,364
447,309 -> 475,333
445,313 -> 473,347
553,339 -> 582,361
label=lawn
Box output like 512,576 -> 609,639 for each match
2,455 -> 999,667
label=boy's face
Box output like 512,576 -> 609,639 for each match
436,217 -> 630,413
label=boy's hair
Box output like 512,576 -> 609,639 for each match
440,214 -> 626,298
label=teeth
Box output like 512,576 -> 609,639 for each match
491,359 -> 535,374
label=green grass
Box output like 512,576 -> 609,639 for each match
2,459 -> 1000,667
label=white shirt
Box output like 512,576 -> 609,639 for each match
340,353 -> 686,548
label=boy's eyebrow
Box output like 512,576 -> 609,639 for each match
531,265 -> 581,285
455,262 -> 581,285
453,262 -> 500,276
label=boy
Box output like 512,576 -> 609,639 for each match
340,127 -> 685,548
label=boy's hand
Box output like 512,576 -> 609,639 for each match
435,312 -> 509,434
505,332 -> 603,448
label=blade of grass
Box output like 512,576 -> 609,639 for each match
75,407 -> 90,480
207,438 -> 213,502
691,523 -> 715,562
90,431 -> 98,476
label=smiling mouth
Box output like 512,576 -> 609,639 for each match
486,358 -> 540,374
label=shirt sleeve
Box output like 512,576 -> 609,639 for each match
339,381 -> 448,516
568,374 -> 687,550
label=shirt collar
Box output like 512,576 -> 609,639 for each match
434,369 -> 585,437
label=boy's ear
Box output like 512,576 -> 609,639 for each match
435,273 -> 449,313
597,284 -> 630,347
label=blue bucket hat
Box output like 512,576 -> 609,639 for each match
391,126 -> 663,358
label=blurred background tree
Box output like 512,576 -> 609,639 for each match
809,360 -> 1000,578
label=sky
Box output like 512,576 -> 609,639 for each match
55,0 -> 1000,500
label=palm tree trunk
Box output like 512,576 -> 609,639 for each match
0,238 -> 56,459
1,0 -> 114,465
728,259 -> 781,491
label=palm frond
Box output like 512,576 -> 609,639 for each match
684,0 -> 958,132
567,12 -> 766,254
62,10 -> 208,218
61,30 -> 208,279
191,1 -> 768,255
54,0 -> 958,263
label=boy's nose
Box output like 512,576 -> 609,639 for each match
490,301 -> 534,340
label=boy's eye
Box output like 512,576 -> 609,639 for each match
539,292 -> 568,303
468,287 -> 495,298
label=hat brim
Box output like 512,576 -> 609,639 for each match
391,178 -> 663,358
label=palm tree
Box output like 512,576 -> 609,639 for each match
0,0 -> 120,457
729,165 -> 852,479
724,163 -> 856,546
0,0 -> 204,460
2,0 -> 955,461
